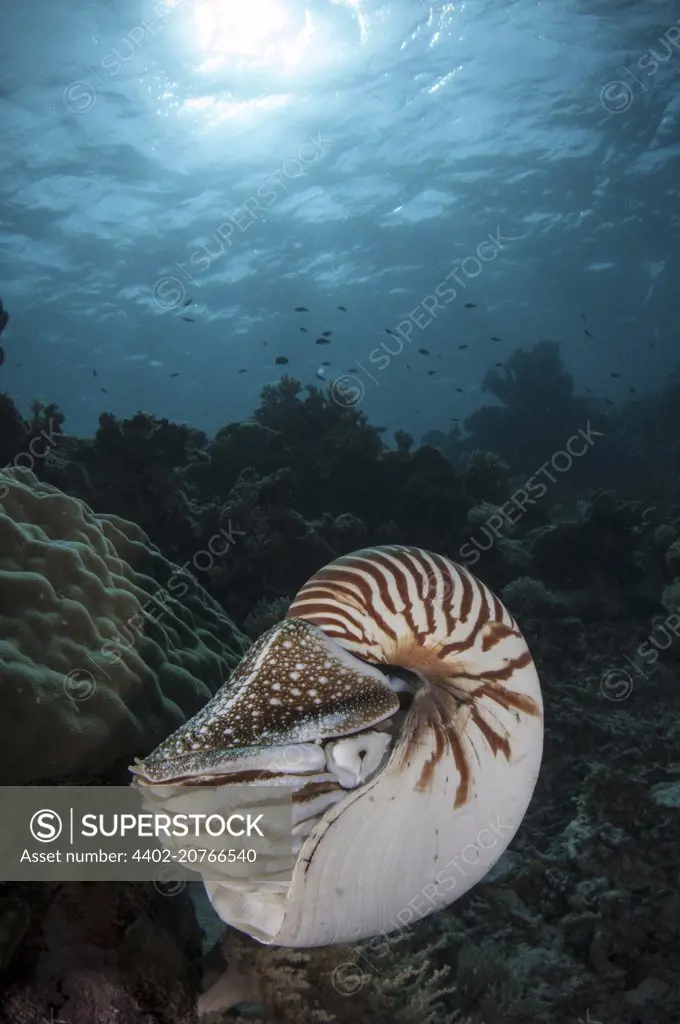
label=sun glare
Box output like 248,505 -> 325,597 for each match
157,0 -> 367,122
187,0 -> 315,73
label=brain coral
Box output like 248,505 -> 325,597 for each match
0,467 -> 249,783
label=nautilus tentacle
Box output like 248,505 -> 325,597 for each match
130,545 -> 543,949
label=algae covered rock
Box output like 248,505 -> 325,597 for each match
0,467 -> 249,783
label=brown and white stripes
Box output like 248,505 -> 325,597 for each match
287,545 -> 542,807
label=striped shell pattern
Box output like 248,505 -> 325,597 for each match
131,545 -> 543,950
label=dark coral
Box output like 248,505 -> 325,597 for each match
0,881 -> 202,1023
429,341 -> 620,495
0,345 -> 680,1024
0,396 -> 64,470
531,491 -> 643,593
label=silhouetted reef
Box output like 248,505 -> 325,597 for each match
0,343 -> 679,1024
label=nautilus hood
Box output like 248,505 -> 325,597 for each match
131,545 -> 543,948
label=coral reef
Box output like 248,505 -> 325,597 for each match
243,595 -> 292,640
200,925 -> 464,1024
0,349 -> 679,1024
0,466 -> 248,783
0,881 -> 203,1023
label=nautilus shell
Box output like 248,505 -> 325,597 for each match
131,545 -> 543,948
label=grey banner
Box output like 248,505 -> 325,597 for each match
0,785 -> 294,882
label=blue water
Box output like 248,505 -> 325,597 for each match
1,0 -> 679,439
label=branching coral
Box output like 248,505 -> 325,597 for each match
202,926 -> 473,1024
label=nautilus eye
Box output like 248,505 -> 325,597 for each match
130,545 -> 543,950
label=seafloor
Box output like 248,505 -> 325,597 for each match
0,341 -> 678,1024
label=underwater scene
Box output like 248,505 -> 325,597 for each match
1,0 -> 679,1022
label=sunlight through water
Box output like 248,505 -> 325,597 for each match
160,0 -> 368,123
185,0 -> 315,73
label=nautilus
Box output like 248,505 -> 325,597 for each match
131,545 -> 543,948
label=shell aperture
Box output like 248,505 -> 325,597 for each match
131,545 -> 543,948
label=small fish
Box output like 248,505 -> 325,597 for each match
315,368 -> 325,380
586,388 -> 593,393
406,364 -> 411,370
294,306 -> 309,313
455,388 -> 465,393
322,331 -> 332,337
182,316 -> 195,323
489,336 -> 502,342
315,338 -> 330,345
610,372 -> 620,378
238,369 -> 247,374
0,300 -> 9,334
580,313 -> 586,323
275,356 -> 289,365
170,372 -> 180,378
495,362 -> 503,367
464,303 -> 476,309
338,305 -> 347,312
101,388 -> 108,393
629,388 -> 636,394
300,327 -> 308,333
427,370 -> 436,375
669,372 -> 676,379
13,362 -> 22,367
418,348 -> 429,355
385,328 -> 396,336
458,344 -> 468,350
321,361 -> 331,366
0,346 -> 3,366
605,399 -> 613,405
93,369 -> 97,376
584,329 -> 593,338
183,298 -> 193,307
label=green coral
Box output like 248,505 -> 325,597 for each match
0,466 -> 248,783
